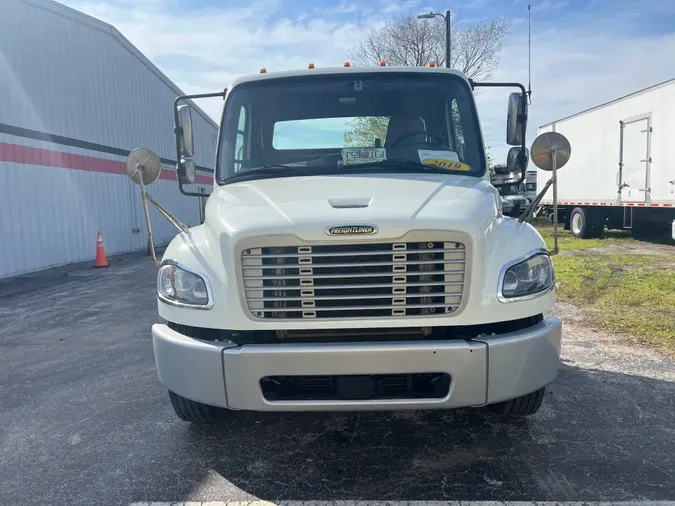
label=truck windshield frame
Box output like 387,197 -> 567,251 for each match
215,72 -> 487,184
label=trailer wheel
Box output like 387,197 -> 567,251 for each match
488,387 -> 545,417
168,390 -> 226,424
570,207 -> 603,239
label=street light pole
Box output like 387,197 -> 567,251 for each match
445,9 -> 451,68
417,10 -> 452,68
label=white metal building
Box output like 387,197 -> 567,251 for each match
0,0 -> 218,278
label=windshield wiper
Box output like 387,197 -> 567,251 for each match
222,164 -> 315,183
339,159 -> 461,174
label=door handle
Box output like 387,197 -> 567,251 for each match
637,188 -> 651,192
669,180 -> 675,185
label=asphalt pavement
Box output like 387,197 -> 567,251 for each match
1,254 -> 674,505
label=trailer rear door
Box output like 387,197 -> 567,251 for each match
619,114 -> 651,203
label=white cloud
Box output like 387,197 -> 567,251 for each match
382,0 -> 420,13
327,1 -> 359,13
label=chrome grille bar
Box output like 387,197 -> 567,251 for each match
243,258 -> 465,269
243,247 -> 465,259
253,303 -> 461,313
248,292 -> 463,302
245,281 -> 463,291
243,269 -> 464,281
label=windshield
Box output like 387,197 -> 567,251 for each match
216,72 -> 486,183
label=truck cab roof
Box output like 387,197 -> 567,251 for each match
226,66 -> 471,89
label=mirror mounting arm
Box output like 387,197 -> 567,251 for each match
470,80 -> 528,188
174,90 -> 226,198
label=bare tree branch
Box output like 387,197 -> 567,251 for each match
347,13 -> 511,82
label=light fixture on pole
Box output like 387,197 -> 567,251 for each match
417,10 -> 451,68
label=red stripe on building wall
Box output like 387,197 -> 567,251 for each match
0,142 -> 212,185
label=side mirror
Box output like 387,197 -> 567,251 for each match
507,146 -> 529,172
506,92 -> 527,146
179,158 -> 196,185
177,104 -> 194,158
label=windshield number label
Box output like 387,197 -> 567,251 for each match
422,159 -> 471,171
418,149 -> 470,172
342,148 -> 386,164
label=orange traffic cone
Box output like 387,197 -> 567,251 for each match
94,230 -> 109,268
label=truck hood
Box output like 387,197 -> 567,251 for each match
205,173 -> 500,240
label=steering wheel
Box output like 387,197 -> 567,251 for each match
388,131 -> 446,148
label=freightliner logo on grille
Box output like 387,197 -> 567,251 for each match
325,225 -> 378,236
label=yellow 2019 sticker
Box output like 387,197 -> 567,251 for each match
422,158 -> 472,171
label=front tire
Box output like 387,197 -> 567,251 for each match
169,390 -> 226,424
488,387 -> 545,417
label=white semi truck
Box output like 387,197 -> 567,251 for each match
538,78 -> 675,239
133,65 -> 564,424
526,170 -> 537,202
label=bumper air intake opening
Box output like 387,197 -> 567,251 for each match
260,373 -> 451,401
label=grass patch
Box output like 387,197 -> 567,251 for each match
552,254 -> 675,350
533,220 -> 675,350
536,223 -> 634,251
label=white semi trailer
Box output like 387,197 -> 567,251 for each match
538,79 -> 675,239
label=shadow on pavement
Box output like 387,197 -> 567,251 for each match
162,362 -> 675,502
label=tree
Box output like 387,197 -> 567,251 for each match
344,13 -> 511,148
485,146 -> 493,168
347,13 -> 511,81
343,116 -> 389,147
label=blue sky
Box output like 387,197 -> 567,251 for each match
63,0 -> 675,163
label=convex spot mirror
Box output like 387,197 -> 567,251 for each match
507,146 -> 529,173
126,147 -> 161,186
506,92 -> 528,146
180,158 -> 196,185
531,132 -> 571,171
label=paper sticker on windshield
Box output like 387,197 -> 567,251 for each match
342,148 -> 386,164
418,149 -> 470,171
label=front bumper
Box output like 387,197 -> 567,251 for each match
152,318 -> 562,411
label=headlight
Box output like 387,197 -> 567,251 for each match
499,251 -> 554,301
157,263 -> 212,309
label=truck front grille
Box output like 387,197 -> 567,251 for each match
241,240 -> 466,319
